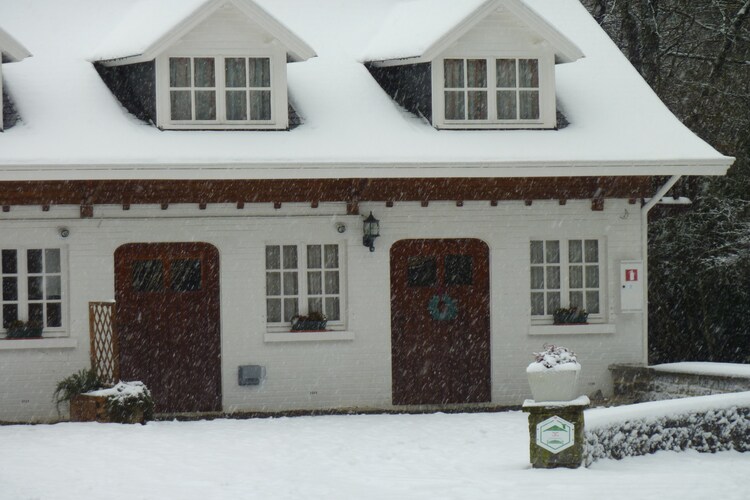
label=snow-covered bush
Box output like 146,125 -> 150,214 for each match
585,406 -> 750,466
88,381 -> 154,424
530,344 -> 579,369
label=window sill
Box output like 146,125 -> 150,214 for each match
436,120 -> 553,130
263,331 -> 355,343
160,123 -> 283,131
0,337 -> 78,350
528,324 -> 616,336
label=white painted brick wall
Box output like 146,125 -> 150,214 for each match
0,199 -> 644,421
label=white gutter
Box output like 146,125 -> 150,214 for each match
0,159 -> 732,182
640,175 -> 681,364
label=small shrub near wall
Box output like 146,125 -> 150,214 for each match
585,406 -> 749,466
54,369 -> 153,424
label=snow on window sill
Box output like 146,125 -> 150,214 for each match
0,337 -> 78,350
263,331 -> 355,343
528,324 -> 616,336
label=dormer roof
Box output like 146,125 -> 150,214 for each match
92,0 -> 316,65
0,25 -> 31,63
362,0 -> 583,66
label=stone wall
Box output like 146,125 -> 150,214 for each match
609,364 -> 750,403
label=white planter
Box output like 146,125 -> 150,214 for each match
526,364 -> 581,402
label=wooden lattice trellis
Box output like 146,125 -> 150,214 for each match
89,302 -> 120,386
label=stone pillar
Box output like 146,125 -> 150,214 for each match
522,396 -> 589,469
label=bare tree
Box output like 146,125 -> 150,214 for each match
582,0 -> 750,363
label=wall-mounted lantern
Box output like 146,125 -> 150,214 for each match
362,211 -> 380,252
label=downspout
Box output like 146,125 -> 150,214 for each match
640,175 -> 681,365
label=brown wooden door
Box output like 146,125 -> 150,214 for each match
115,243 -> 221,413
391,239 -> 491,405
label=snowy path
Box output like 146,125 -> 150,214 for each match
0,412 -> 747,500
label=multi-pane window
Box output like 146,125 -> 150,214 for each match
496,59 -> 539,120
169,56 -> 272,123
530,240 -> 601,318
170,57 -> 217,121
530,241 -> 561,316
1,248 -> 64,332
266,244 -> 343,327
266,245 -> 299,324
306,245 -> 341,322
225,57 -> 271,121
444,59 -> 488,120
443,57 -> 541,123
568,240 -> 600,315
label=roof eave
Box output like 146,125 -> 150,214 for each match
502,0 -> 584,63
0,26 -> 32,62
366,55 -> 427,68
0,158 -> 734,182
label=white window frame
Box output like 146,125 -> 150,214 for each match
1,247 -> 68,337
167,56 -> 220,123
265,243 -> 347,332
155,46 -> 289,130
432,51 -> 556,129
0,63 -> 4,132
530,238 -> 605,324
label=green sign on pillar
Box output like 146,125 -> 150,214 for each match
522,397 -> 588,469
536,415 -> 575,454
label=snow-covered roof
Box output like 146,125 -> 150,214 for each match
0,0 -> 734,181
0,25 -> 31,63
362,0 -> 583,64
91,0 -> 316,64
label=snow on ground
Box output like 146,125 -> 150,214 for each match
651,362 -> 750,379
1,411 -> 747,500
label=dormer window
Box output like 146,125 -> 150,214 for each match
168,56 -> 273,125
363,0 -> 583,131
93,0 -> 315,131
170,57 -> 216,121
496,58 -> 539,120
441,57 -> 544,127
444,59 -> 488,121
225,57 -> 271,121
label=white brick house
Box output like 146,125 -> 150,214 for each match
0,0 -> 732,422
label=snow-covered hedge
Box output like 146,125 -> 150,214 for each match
584,393 -> 750,466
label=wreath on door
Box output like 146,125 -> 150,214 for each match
428,292 -> 458,321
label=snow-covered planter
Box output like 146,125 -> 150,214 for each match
526,344 -> 581,402
55,370 -> 153,424
87,381 -> 154,424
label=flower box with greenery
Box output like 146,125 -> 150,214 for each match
4,320 -> 43,339
53,369 -> 154,424
291,311 -> 328,331
526,344 -> 581,402
552,307 -> 589,325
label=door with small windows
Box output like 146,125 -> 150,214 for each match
114,243 -> 221,413
390,239 -> 490,405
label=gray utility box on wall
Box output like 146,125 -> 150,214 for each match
238,365 -> 266,386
